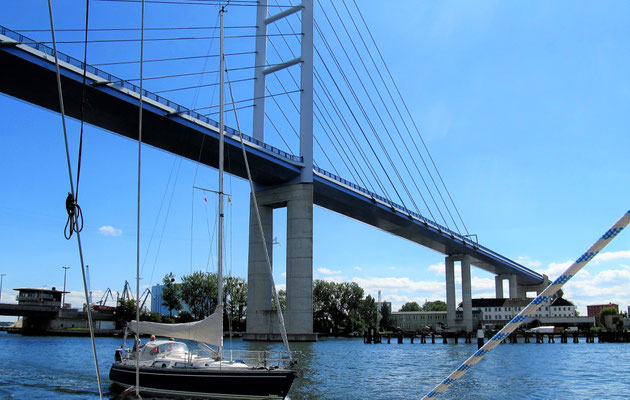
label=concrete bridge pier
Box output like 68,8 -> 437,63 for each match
496,273 -> 550,299
244,183 -> 317,342
445,255 -> 473,332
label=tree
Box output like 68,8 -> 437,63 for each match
224,276 -> 247,331
423,300 -> 447,312
180,271 -> 218,320
313,280 -> 336,333
599,307 -> 618,327
161,272 -> 182,317
400,301 -> 421,312
380,302 -> 392,331
114,299 -> 138,330
312,280 -> 365,334
359,295 -> 378,330
272,289 -> 286,312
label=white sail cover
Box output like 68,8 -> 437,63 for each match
128,311 -> 223,347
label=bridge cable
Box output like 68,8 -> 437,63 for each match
328,0 -> 442,225
153,76 -> 254,94
423,210 -> 630,399
190,12 -> 220,275
269,0 -> 383,195
16,25 -> 257,32
92,51 -> 255,66
314,23 -> 409,211
94,0 -> 295,6
34,32 -> 301,44
318,1 -> 424,219
192,89 -> 302,113
122,63 -> 279,82
340,0 -> 454,231
265,27 -> 363,184
349,0 -> 471,236
264,34 -> 344,176
313,65 -> 389,196
45,0 -> 103,398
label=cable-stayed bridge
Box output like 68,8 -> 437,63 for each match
0,0 -> 547,339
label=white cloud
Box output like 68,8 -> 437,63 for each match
471,277 -> 495,291
592,250 -> 630,265
536,260 -> 572,279
428,262 -> 444,275
352,276 -> 444,294
389,266 -> 397,271
99,225 -> 122,237
517,256 -> 542,268
353,266 -> 362,271
317,268 -> 342,275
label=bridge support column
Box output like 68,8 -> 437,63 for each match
508,274 -> 518,298
244,183 -> 317,342
495,275 -> 504,298
461,256 -> 473,333
446,255 -> 473,332
445,256 -> 456,330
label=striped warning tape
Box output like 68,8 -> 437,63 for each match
422,210 -> 630,399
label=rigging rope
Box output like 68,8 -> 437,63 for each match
134,0 -> 146,397
46,0 -> 103,398
422,210 -> 630,399
225,66 -> 292,355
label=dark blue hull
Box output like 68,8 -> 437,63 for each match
109,363 -> 295,399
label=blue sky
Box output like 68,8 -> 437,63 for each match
0,1 -> 629,317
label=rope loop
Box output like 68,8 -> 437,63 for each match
64,192 -> 84,240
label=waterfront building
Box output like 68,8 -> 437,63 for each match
3,288 -> 116,334
150,284 -> 190,317
390,310 -> 448,332
587,303 -> 619,317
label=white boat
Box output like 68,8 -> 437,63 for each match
109,6 -> 297,398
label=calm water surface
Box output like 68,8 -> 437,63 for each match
0,332 -> 627,399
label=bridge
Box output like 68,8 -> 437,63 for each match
0,2 -> 547,338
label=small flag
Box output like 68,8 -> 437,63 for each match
228,197 -> 232,204
204,197 -> 207,202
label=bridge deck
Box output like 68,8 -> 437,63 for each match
0,26 -> 543,286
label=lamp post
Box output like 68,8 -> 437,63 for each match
62,267 -> 70,307
0,274 -> 6,303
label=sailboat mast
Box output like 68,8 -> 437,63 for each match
217,6 -> 225,358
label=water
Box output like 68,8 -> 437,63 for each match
0,332 -> 628,399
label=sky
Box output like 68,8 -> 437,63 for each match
0,0 -> 629,319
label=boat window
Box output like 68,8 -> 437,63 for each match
140,342 -> 188,361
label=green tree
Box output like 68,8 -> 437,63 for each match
313,280 -> 336,333
161,272 -> 182,317
272,289 -> 286,312
180,271 -> 218,320
312,280 -> 365,334
114,299 -> 138,329
400,301 -> 421,312
422,300 -> 447,312
599,307 -> 618,327
359,295 -> 378,330
224,276 -> 247,331
379,302 -> 392,331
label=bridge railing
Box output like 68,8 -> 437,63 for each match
1,25 -> 538,279
314,166 -> 540,278
0,25 -> 302,164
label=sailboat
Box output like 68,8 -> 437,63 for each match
109,7 -> 296,399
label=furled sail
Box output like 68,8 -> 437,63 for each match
129,310 -> 223,347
